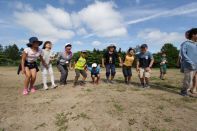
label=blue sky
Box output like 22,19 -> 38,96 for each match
0,0 -> 197,53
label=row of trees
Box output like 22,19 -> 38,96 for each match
0,43 -> 179,68
0,44 -> 23,66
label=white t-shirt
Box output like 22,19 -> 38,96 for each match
24,47 -> 42,62
41,49 -> 56,65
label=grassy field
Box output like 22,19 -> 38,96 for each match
0,67 -> 196,131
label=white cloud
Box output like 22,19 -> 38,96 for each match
76,28 -> 88,35
15,1 -> 32,11
137,29 -> 184,50
14,4 -> 75,42
44,5 -> 72,29
73,41 -> 83,45
91,41 -> 101,46
78,1 -> 127,38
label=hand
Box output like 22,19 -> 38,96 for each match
102,64 -> 105,68
22,69 -> 25,74
119,63 -> 123,67
136,67 -> 140,72
145,67 -> 151,72
69,67 -> 73,71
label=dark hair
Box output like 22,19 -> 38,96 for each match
188,28 -> 197,39
42,41 -> 52,49
127,47 -> 134,54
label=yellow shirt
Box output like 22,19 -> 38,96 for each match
75,56 -> 86,70
123,55 -> 134,67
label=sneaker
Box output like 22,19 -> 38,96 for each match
180,91 -> 188,96
110,80 -> 115,84
23,88 -> 28,95
30,87 -> 36,93
51,84 -> 58,89
73,82 -> 78,87
43,85 -> 49,90
105,79 -> 110,83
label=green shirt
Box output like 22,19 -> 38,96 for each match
75,56 -> 86,70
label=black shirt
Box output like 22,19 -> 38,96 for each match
103,51 -> 119,64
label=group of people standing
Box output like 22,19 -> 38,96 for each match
19,28 -> 197,97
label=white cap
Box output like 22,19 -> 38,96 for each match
65,43 -> 72,47
92,63 -> 97,68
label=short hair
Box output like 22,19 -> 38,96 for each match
188,28 -> 197,39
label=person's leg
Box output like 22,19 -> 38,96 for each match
145,70 -> 151,87
105,64 -> 110,81
48,65 -> 57,88
139,68 -> 145,87
128,68 -> 132,84
57,64 -> 66,85
42,67 -> 49,89
74,69 -> 80,85
63,66 -> 68,84
122,66 -> 128,84
91,75 -> 95,83
29,68 -> 37,92
181,69 -> 194,95
23,67 -> 31,95
81,70 -> 87,82
110,64 -> 116,81
96,74 -> 100,84
193,72 -> 197,93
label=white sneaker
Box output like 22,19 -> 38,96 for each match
51,84 -> 58,89
43,85 -> 49,90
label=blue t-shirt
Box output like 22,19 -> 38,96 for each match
137,51 -> 153,68
88,66 -> 100,74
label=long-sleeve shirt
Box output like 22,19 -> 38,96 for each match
181,40 -> 197,70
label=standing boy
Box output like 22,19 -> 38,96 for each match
136,44 -> 154,88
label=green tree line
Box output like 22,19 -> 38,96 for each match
0,43 -> 179,68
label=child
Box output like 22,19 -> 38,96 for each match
160,52 -> 168,80
88,63 -> 101,84
122,48 -> 135,85
41,41 -> 57,90
21,37 -> 47,95
74,50 -> 88,86
57,43 -> 73,86
136,44 -> 154,88
102,44 -> 122,84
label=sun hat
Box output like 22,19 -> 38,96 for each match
27,37 -> 43,47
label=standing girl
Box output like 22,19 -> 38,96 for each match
57,43 -> 73,86
122,48 -> 135,84
21,37 -> 47,95
41,41 -> 57,90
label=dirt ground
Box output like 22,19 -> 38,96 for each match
0,67 -> 196,131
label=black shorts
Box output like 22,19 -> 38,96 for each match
25,61 -> 39,72
91,73 -> 99,77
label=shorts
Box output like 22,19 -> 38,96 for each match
122,65 -> 132,77
91,73 -> 100,77
24,61 -> 39,72
160,65 -> 167,74
139,68 -> 150,78
75,69 -> 87,78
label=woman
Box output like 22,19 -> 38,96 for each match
57,43 -> 73,86
21,37 -> 47,95
122,48 -> 135,84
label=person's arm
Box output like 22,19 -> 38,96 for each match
40,55 -> 48,68
102,58 -> 105,68
21,51 -> 27,74
136,60 -> 140,72
147,53 -> 154,70
118,56 -> 122,66
181,42 -> 194,69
